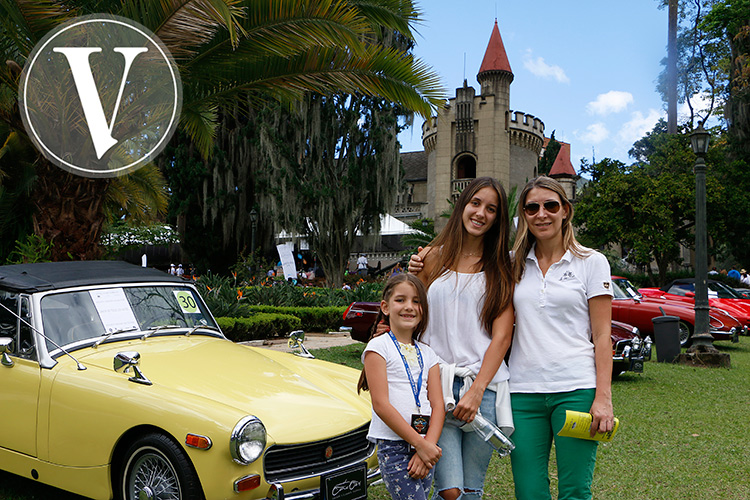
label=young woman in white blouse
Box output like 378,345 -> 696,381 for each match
509,176 -> 614,500
409,176 -> 515,500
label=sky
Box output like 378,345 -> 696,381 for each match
398,0 -> 674,169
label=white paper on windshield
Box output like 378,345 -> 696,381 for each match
89,288 -> 139,333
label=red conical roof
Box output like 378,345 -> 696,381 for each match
478,20 -> 512,75
549,143 -> 576,177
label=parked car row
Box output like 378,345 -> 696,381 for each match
342,302 -> 653,377
611,277 -> 743,346
0,261 -> 378,500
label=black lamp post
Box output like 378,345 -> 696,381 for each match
250,208 -> 258,257
688,122 -> 716,352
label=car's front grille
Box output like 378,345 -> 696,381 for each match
264,424 -> 373,483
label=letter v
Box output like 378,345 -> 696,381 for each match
53,46 -> 148,159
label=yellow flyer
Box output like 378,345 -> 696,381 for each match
557,410 -> 620,442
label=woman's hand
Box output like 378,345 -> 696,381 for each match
407,453 -> 431,479
374,320 -> 389,337
452,385 -> 484,423
413,439 -> 442,469
408,247 -> 424,274
589,395 -> 614,437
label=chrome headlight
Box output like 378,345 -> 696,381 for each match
230,416 -> 266,464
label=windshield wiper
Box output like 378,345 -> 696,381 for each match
93,327 -> 139,348
186,324 -> 222,336
141,324 -> 179,340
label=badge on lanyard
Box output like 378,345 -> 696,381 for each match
387,332 -> 430,435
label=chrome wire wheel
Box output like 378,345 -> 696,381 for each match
118,433 -> 202,500
126,447 -> 180,500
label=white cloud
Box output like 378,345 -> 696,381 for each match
586,91 -> 634,116
618,109 -> 663,144
523,50 -> 570,83
577,123 -> 610,144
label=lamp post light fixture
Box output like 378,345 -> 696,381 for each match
250,208 -> 258,257
688,122 -> 717,352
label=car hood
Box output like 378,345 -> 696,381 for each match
73,336 -> 371,441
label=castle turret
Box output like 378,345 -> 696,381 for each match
549,143 -> 577,201
477,20 -> 514,107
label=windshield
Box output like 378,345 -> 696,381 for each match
612,279 -> 640,300
41,285 -> 217,350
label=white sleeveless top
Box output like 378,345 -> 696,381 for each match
423,270 -> 510,385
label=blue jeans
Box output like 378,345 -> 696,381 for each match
432,378 -> 497,499
377,439 -> 434,500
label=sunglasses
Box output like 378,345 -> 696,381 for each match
523,200 -> 561,216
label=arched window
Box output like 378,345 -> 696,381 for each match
455,154 -> 476,180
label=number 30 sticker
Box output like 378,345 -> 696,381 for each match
173,291 -> 198,313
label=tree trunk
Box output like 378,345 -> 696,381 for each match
32,161 -> 110,260
667,0 -> 679,134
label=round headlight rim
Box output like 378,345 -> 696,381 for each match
230,415 -> 266,465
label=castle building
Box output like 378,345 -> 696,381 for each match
394,20 -> 548,229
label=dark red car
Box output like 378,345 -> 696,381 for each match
342,302 -> 652,376
611,277 -> 742,346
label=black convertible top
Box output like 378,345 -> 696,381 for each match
0,261 -> 183,293
660,277 -> 722,292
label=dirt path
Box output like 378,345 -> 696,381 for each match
242,332 -> 360,352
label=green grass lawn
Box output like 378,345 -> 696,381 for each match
314,337 -> 750,500
1,338 -> 748,499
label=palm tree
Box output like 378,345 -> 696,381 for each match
0,0 -> 444,260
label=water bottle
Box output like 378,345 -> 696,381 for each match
469,413 -> 515,457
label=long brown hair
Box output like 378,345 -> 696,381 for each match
423,176 -> 513,335
357,274 -> 429,393
512,176 -> 590,282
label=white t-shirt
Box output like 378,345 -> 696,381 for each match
363,334 -> 439,442
510,246 -> 613,393
357,256 -> 368,270
423,271 -> 510,385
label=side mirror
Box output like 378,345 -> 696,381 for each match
287,330 -> 314,359
114,351 -> 152,385
685,291 -> 695,298
0,337 -> 14,367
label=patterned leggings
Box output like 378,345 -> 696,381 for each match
376,439 -> 434,500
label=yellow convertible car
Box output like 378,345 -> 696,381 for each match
0,261 -> 378,500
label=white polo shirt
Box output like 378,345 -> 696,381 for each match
509,246 -> 613,393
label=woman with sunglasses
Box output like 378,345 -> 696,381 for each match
509,176 -> 614,500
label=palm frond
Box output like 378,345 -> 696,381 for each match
191,44 -> 445,118
105,163 -> 169,224
346,0 -> 422,39
0,0 -> 75,56
119,0 -> 246,60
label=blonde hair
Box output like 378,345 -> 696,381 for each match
423,176 -> 513,335
357,274 -> 429,393
512,176 -> 590,282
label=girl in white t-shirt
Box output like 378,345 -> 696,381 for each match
358,274 -> 444,500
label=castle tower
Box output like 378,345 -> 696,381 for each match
549,143 -> 577,200
414,21 -> 545,231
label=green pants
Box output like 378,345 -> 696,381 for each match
510,389 -> 598,500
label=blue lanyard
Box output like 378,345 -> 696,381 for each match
387,331 -> 424,412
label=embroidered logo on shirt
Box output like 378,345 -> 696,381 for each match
560,271 -> 576,281
603,282 -> 610,289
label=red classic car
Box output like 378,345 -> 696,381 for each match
638,278 -> 750,330
611,277 -> 743,346
342,302 -> 652,376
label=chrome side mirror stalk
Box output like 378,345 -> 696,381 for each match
114,351 -> 152,385
287,330 -> 314,359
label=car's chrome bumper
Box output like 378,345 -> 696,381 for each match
262,466 -> 381,500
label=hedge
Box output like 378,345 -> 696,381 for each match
246,305 -> 348,332
215,313 -> 301,342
